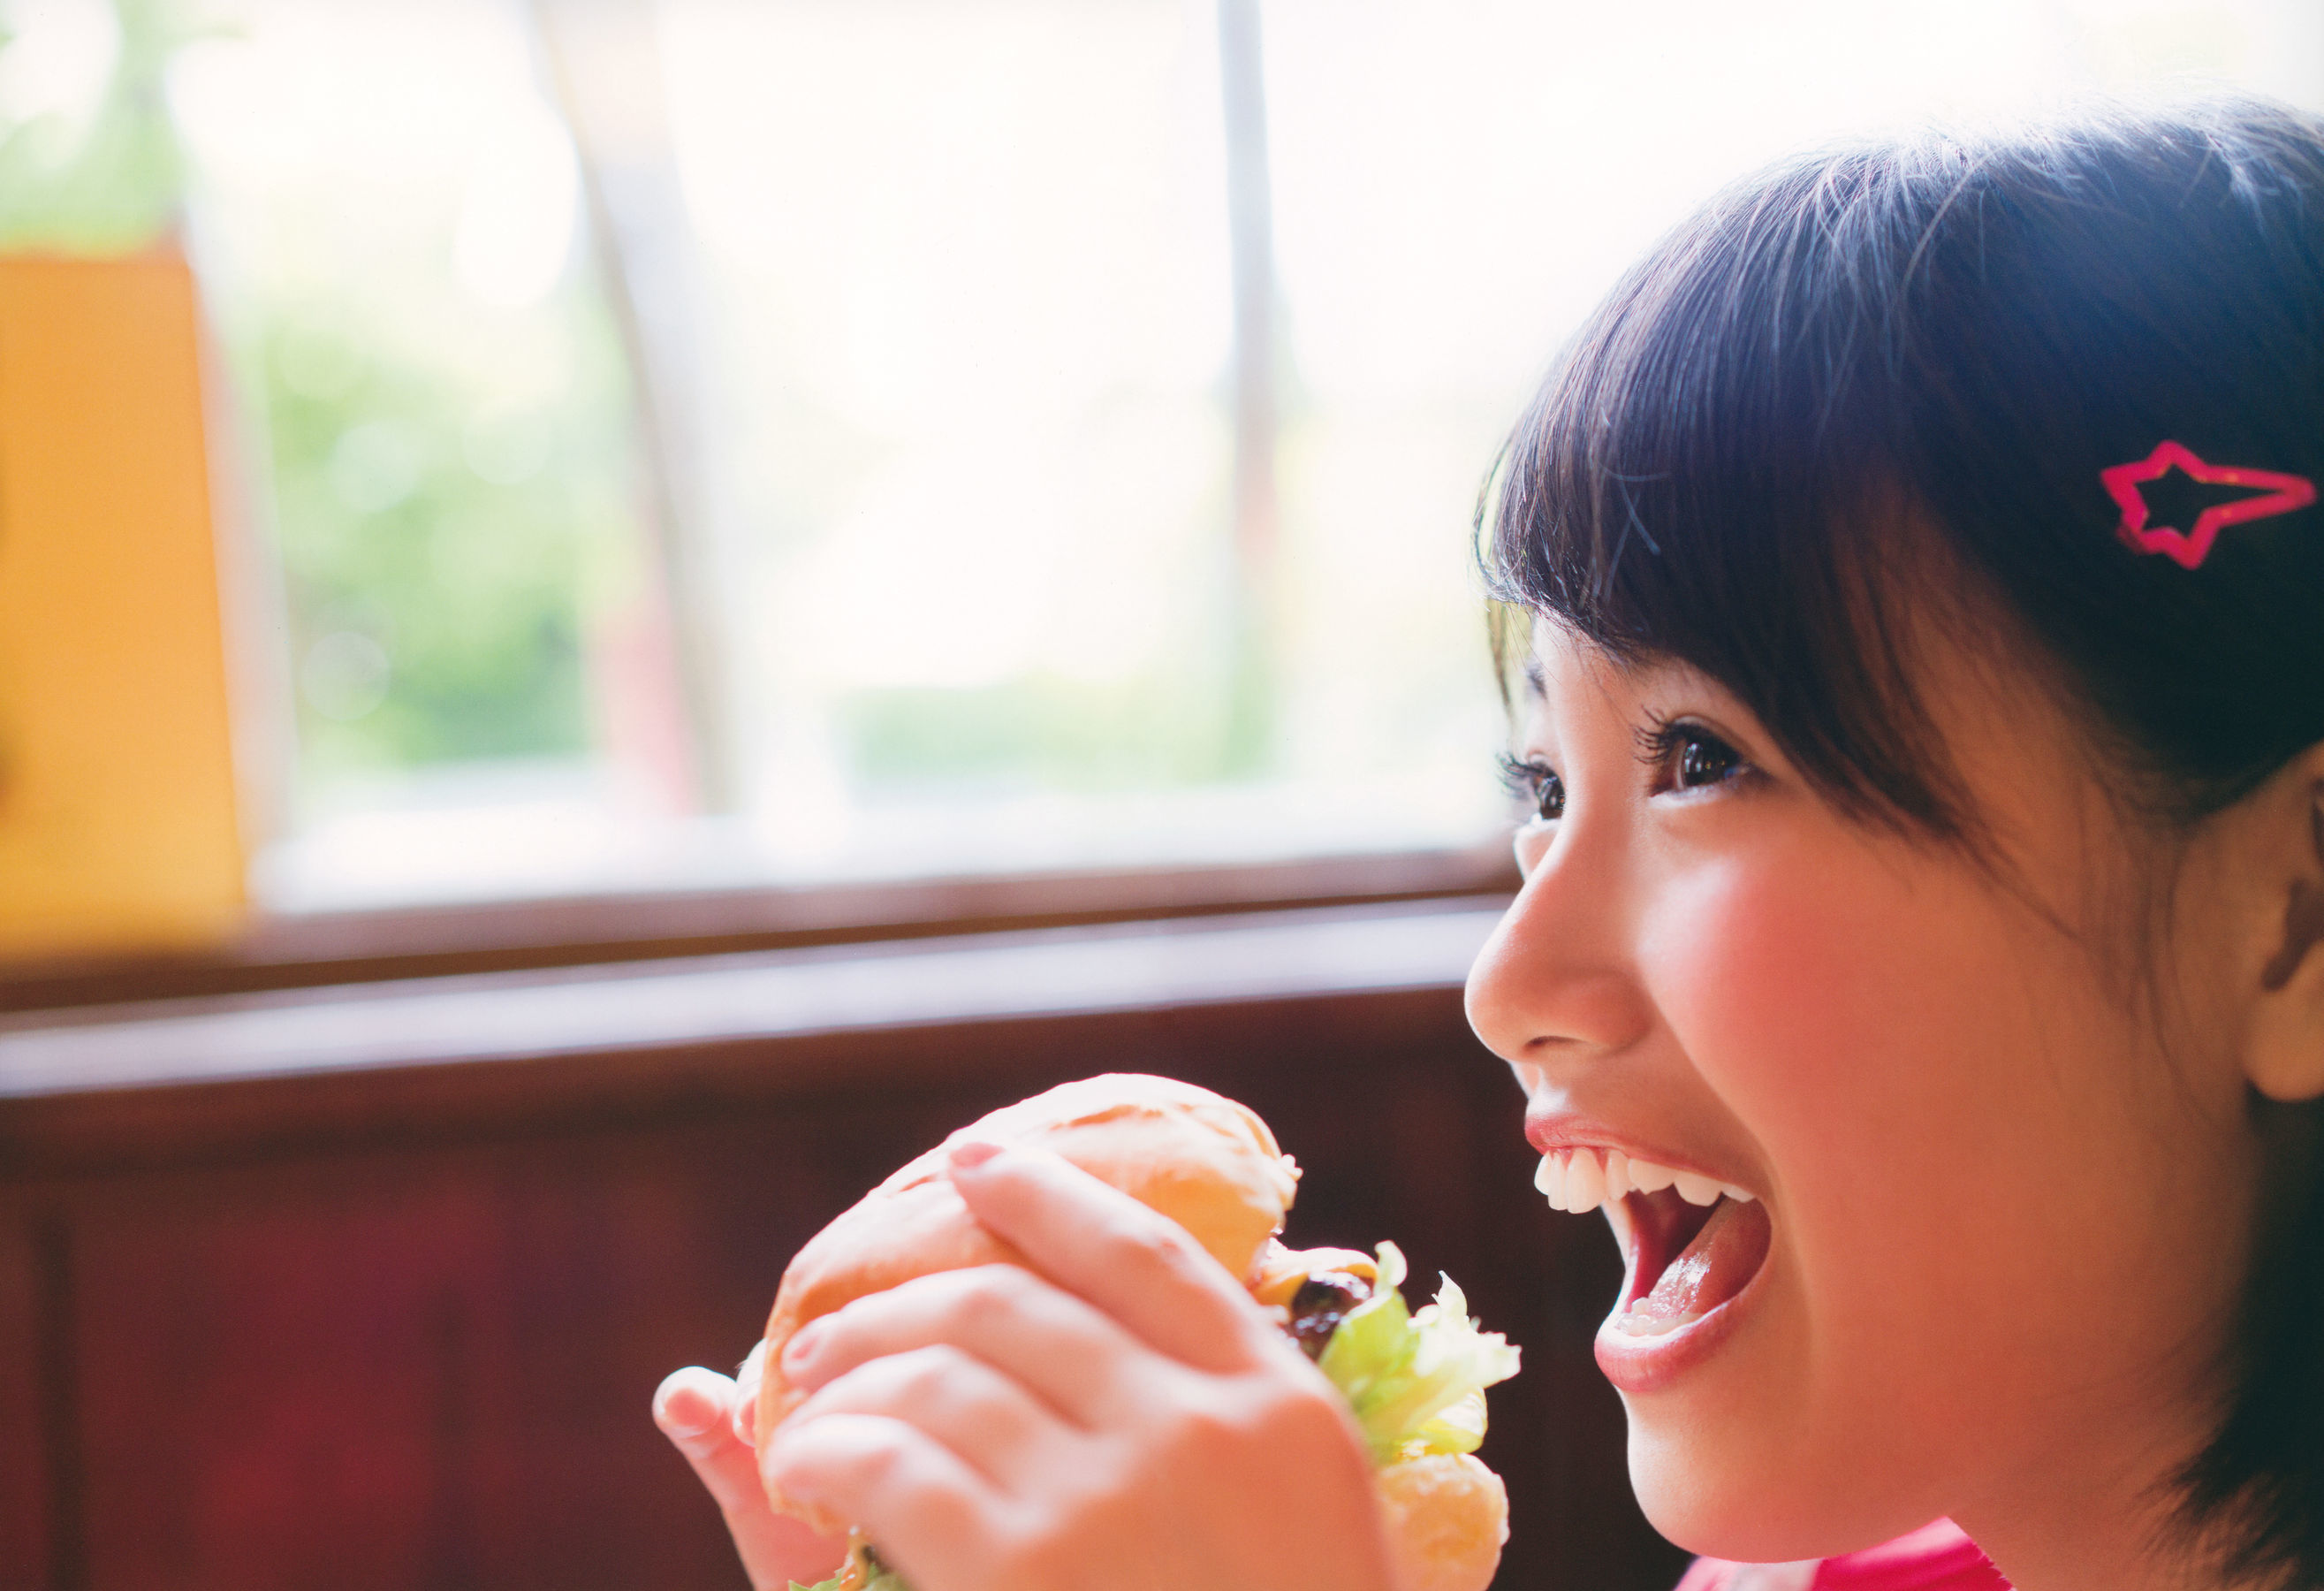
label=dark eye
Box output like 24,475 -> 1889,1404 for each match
1675,729 -> 1742,788
1498,755 -> 1567,821
1640,719 -> 1748,793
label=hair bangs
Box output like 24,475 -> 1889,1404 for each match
1481,139 -> 2015,839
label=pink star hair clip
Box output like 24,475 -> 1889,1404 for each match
2100,439 -> 2316,570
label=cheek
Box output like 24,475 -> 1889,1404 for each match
1639,846 -> 1986,1130
1634,838 -> 2241,1426
1637,846 -> 2084,1306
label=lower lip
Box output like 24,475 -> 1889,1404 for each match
1591,1227 -> 1771,1395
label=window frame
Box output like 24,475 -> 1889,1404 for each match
0,842 -> 1518,1015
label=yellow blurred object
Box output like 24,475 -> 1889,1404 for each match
0,253 -> 245,958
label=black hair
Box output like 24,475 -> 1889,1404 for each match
1477,99 -> 2324,1586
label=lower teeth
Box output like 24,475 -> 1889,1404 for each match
1615,1306 -> 1702,1337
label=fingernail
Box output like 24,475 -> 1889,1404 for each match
653,1374 -> 721,1439
949,1138 -> 1004,1169
782,1321 -> 824,1368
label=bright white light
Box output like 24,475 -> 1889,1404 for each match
0,0 -> 118,124
780,439 -> 1070,691
452,100 -> 580,309
1262,0 -> 2324,411
663,0 -> 1235,707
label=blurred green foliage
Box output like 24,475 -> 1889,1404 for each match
0,0 -> 201,255
842,668 -> 1244,795
0,0 -> 626,786
257,303 -> 633,779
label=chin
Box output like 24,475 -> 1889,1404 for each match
1622,1412 -> 1927,1566
1626,1420 -> 1816,1563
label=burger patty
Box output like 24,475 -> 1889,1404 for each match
1287,1270 -> 1375,1359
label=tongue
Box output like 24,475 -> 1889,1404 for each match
1634,1197 -> 1770,1324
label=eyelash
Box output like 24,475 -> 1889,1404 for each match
1635,715 -> 1751,794
1497,752 -> 1565,821
1497,718 -> 1750,822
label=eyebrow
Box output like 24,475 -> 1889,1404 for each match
1521,658 -> 1546,700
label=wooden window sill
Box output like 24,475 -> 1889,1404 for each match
0,843 -> 1518,1016
0,895 -> 1511,1173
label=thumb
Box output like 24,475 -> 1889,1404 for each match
654,1365 -> 849,1590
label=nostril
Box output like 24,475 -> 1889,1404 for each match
1464,907 -> 1653,1060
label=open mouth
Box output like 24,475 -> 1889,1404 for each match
1536,1149 -> 1773,1337
1608,1185 -> 1772,1335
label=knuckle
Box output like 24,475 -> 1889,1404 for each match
888,1344 -> 962,1399
925,1348 -> 1013,1421
842,1428 -> 908,1487
1149,1381 -> 1257,1465
1173,1370 -> 1339,1463
872,1344 -> 1019,1428
1255,1378 -> 1364,1468
811,1294 -> 872,1351
1176,1411 -> 1246,1468
873,1445 -> 941,1507
953,1264 -> 1036,1328
1093,1214 -> 1199,1289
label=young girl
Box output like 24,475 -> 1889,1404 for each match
651,97 -> 2324,1591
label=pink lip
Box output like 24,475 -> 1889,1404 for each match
1523,1108 -> 1741,1191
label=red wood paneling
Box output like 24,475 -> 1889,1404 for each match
0,1207 -> 56,1591
0,910 -> 1688,1591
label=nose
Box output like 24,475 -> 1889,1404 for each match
1464,820 -> 1653,1066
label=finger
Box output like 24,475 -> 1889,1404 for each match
656,1366 -> 770,1519
733,1338 -> 769,1448
653,1366 -> 850,1590
947,1142 -> 1269,1371
786,1343 -> 1069,1491
763,1412 -> 1009,1591
782,1265 -> 1135,1427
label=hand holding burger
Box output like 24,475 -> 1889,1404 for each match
657,1075 -> 1518,1591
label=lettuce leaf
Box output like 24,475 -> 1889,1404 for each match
1314,1243 -> 1523,1466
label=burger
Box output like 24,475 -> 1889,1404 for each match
751,1074 -> 1521,1591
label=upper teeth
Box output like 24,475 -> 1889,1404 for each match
1534,1147 -> 1754,1213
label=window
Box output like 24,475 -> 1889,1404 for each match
13,0 -> 2320,920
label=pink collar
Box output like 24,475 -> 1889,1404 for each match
1680,1519 -> 2011,1591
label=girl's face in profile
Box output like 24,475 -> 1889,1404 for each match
1466,617 -> 2267,1567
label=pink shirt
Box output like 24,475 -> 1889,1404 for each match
1674,1519 -> 2012,1590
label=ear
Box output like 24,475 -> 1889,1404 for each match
2241,751 -> 2324,1102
